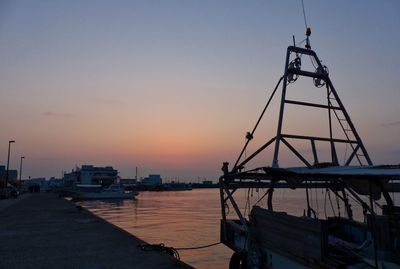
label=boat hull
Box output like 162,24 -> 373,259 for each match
74,192 -> 137,200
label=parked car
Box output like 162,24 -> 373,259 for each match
0,186 -> 19,199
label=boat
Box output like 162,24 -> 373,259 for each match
153,182 -> 192,191
72,184 -> 138,200
219,30 -> 400,268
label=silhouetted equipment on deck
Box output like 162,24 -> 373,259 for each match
219,40 -> 400,268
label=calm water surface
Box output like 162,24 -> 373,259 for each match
80,189 -> 231,269
79,188 -> 397,269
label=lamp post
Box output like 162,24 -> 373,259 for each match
19,156 -> 25,186
5,140 -> 15,187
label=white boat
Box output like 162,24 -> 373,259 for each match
73,184 -> 138,200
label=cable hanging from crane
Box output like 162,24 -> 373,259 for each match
300,0 -> 312,50
301,0 -> 308,29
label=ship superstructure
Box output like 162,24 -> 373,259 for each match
219,34 -> 400,269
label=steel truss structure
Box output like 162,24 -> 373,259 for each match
219,45 -> 400,265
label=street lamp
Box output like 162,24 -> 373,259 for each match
5,140 -> 15,187
19,156 -> 25,185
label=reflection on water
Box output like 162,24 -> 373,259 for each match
79,189 -> 232,269
79,188 -> 398,269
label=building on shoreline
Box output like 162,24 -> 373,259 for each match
0,165 -> 18,181
63,165 -> 118,186
141,174 -> 162,186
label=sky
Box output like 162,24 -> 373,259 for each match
0,0 -> 399,181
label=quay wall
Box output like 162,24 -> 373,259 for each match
0,193 -> 194,269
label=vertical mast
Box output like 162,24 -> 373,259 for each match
272,48 -> 291,168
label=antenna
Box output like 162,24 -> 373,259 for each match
301,0 -> 312,49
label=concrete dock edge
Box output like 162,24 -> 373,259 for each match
0,193 -> 194,269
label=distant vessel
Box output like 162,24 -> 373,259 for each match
72,184 -> 138,200
155,182 -> 192,191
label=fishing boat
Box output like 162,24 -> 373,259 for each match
73,184 -> 138,200
219,29 -> 400,269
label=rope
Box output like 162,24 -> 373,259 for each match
336,193 -> 341,217
138,239 -> 222,260
296,38 -> 307,47
324,189 -> 328,219
315,186 -> 319,218
343,122 -> 349,163
175,242 -> 221,251
309,55 -> 318,69
233,77 -> 283,169
138,243 -> 180,260
309,182 -> 314,213
327,189 -> 336,216
138,241 -> 222,259
244,188 -> 251,216
255,189 -> 270,206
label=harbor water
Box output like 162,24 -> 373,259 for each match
79,189 -> 231,269
79,188 -> 398,269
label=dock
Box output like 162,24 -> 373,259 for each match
0,193 -> 194,269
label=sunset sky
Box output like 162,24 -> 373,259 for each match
0,1 -> 399,181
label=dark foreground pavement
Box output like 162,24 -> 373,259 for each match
0,193 -> 194,269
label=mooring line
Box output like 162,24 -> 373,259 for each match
175,241 -> 221,251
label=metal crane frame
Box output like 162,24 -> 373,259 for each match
219,45 -> 398,240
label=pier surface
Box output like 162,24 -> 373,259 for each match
0,193 -> 194,269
